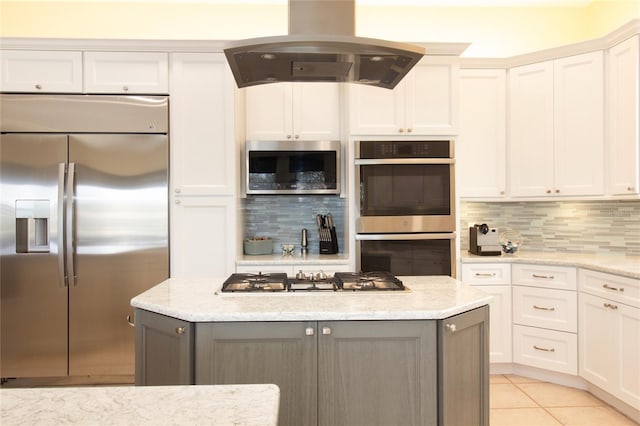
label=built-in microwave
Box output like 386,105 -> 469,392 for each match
245,140 -> 341,195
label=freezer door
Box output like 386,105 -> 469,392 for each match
68,134 -> 168,377
1,133 -> 69,378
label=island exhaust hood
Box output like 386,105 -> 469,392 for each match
224,0 -> 425,90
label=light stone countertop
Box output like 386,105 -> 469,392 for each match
0,384 -> 279,426
460,251 -> 640,279
236,252 -> 350,265
130,276 -> 493,323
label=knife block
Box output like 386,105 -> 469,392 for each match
319,227 -> 339,255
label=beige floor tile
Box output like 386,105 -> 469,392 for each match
490,408 -> 562,426
546,406 -> 639,426
517,382 -> 604,408
507,374 -> 542,384
490,383 -> 539,409
491,374 -> 511,384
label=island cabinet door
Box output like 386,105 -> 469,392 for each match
438,305 -> 490,426
317,320 -> 438,426
195,321 -> 317,426
134,309 -> 194,386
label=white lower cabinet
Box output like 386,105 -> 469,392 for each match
579,269 -> 640,410
461,263 -> 512,363
513,324 -> 578,375
512,264 -> 577,374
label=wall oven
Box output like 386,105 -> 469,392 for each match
355,140 -> 456,276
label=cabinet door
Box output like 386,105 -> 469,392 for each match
245,82 -> 293,140
407,57 -> 459,135
457,69 -> 506,198
482,285 -> 512,363
293,83 -> 340,140
348,81 -> 404,135
318,320 -> 437,426
553,51 -> 604,196
170,197 -> 236,278
619,301 -> 640,409
439,306 -> 489,426
84,51 -> 168,94
509,61 -> 554,197
196,321 -> 317,426
134,309 -> 193,386
170,53 -> 236,196
0,50 -> 82,93
608,35 -> 640,195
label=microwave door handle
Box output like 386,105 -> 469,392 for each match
354,158 -> 454,166
356,233 -> 455,241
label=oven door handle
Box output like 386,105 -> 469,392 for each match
355,158 -> 454,166
356,233 -> 456,241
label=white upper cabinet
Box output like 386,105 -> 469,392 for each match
457,69 -> 506,198
0,50 -> 83,93
349,56 -> 459,136
509,51 -> 604,197
84,51 -> 169,94
169,52 -> 236,196
245,82 -> 340,141
607,35 -> 640,196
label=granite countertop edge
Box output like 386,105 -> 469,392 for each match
460,251 -> 640,279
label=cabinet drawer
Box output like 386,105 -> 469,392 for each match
512,264 -> 577,290
84,51 -> 169,94
579,269 -> 640,308
513,324 -> 577,375
1,50 -> 83,93
513,286 -> 577,332
461,263 -> 511,285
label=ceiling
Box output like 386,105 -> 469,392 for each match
5,0 -> 597,5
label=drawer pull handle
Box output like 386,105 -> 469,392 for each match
602,284 -> 624,292
532,274 -> 554,279
475,273 -> 496,277
533,305 -> 555,311
604,303 -> 618,310
533,345 -> 555,352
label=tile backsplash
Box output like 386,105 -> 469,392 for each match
460,200 -> 640,256
242,195 -> 346,255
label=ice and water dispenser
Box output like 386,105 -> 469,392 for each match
15,200 -> 50,253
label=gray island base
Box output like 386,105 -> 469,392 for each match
132,275 -> 493,426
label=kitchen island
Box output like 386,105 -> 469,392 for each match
1,384 -> 280,426
131,275 -> 493,426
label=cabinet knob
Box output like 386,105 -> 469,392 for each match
35,84 -> 42,90
123,85 -> 129,91
407,128 -> 413,133
175,199 -> 181,205
175,188 -> 181,194
500,191 -> 505,195
126,315 -> 135,327
546,189 -> 552,194
555,189 -> 560,194
322,326 -> 331,335
398,128 -> 404,133
287,135 -> 292,139
445,323 -> 457,332
295,134 -> 300,139
175,327 -> 186,335
628,187 -> 635,192
305,327 -> 315,336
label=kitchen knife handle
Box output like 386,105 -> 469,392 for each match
57,163 -> 67,288
66,162 -> 76,287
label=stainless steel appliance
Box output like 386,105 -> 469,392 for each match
355,140 -> 456,276
245,139 -> 340,195
224,0 -> 424,89
469,224 -> 501,256
220,271 -> 405,293
1,94 -> 169,382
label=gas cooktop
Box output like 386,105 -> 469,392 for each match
221,271 -> 405,293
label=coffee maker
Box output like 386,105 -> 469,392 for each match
469,224 -> 501,256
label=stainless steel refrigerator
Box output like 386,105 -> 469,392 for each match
1,94 -> 169,381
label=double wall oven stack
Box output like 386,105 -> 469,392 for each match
355,140 -> 456,277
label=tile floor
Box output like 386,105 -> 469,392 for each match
490,374 -> 639,425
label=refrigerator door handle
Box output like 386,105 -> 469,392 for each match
57,163 -> 67,287
66,162 -> 76,287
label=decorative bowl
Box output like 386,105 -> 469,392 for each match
499,230 -> 523,255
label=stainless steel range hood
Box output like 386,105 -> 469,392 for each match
224,0 -> 425,90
